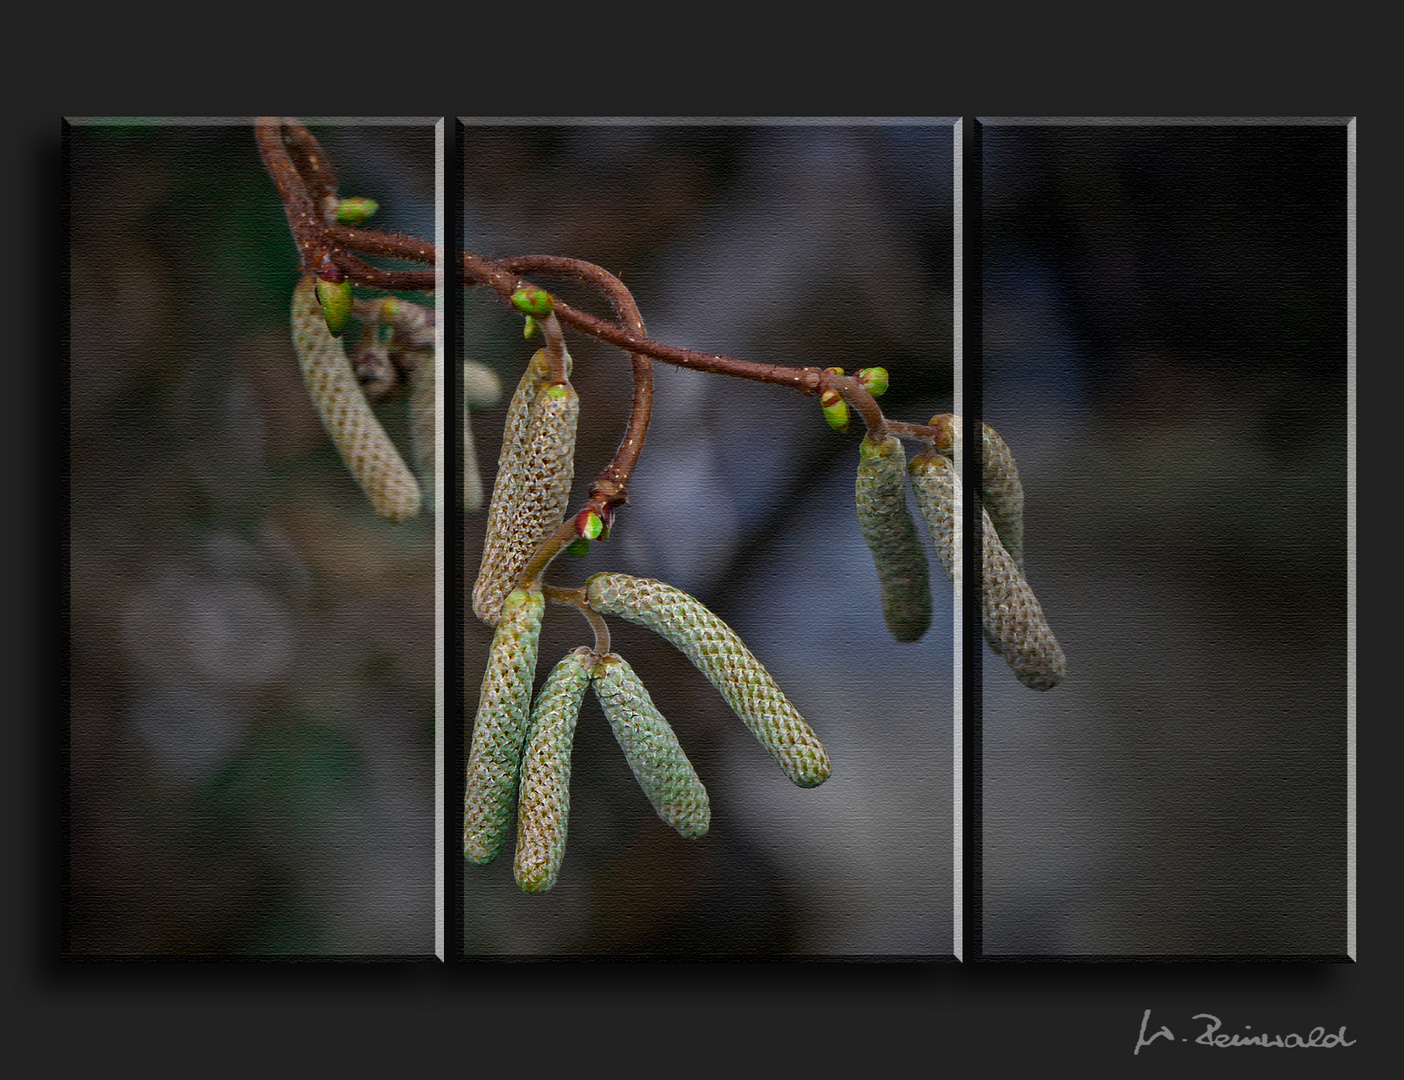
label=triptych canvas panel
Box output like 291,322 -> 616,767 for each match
63,117 -> 1351,961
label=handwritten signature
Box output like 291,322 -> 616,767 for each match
1134,1009 -> 1356,1055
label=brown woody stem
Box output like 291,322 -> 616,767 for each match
497,256 -> 654,518
536,311 -> 570,382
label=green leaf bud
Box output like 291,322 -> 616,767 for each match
510,287 -> 554,318
576,509 -> 604,540
314,270 -> 354,338
335,196 -> 379,225
857,367 -> 889,397
820,389 -> 850,433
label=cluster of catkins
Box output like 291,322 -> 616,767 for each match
854,414 -> 1065,691
464,314 -> 831,893
293,249 -> 1064,893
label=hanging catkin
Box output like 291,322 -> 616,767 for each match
290,274 -> 421,522
980,504 -> 1066,690
464,587 -> 545,864
930,414 -> 1025,571
908,450 -> 961,589
585,573 -> 830,788
473,350 -> 578,626
592,653 -> 711,840
910,450 -> 1064,690
855,433 -> 932,642
514,647 -> 594,892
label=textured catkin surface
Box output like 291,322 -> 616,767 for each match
909,451 -> 961,589
981,505 -> 1066,690
586,573 -> 831,788
855,434 -> 932,642
931,414 -> 1025,571
473,352 -> 578,626
290,275 -> 421,522
464,588 -> 545,864
592,653 -> 710,839
406,352 -> 436,512
514,648 -> 594,892
911,450 -> 1064,689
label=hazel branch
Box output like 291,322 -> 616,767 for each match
256,117 -> 330,273
497,255 -> 654,516
258,118 -> 437,290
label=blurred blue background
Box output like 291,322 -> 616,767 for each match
462,121 -> 956,955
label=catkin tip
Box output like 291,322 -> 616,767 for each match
585,573 -> 830,789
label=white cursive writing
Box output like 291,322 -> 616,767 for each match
1133,1010 -> 1357,1055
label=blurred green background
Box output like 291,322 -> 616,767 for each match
461,121 -> 956,956
66,119 -> 438,955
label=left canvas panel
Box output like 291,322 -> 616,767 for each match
65,118 -> 443,956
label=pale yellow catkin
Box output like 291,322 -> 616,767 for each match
290,275 -> 421,522
472,351 -> 577,625
980,503 -> 1066,691
908,451 -> 961,589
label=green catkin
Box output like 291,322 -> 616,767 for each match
591,653 -> 710,840
909,451 -> 1064,691
585,573 -> 831,788
931,414 -> 1025,571
855,433 -> 932,642
514,647 -> 595,892
290,275 -> 421,522
464,587 -> 545,864
473,354 -> 579,626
